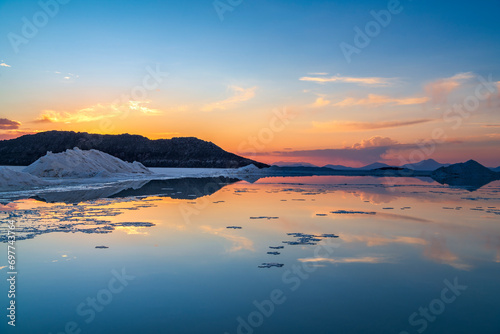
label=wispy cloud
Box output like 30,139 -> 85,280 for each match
424,72 -> 474,104
200,226 -> 254,253
0,130 -> 38,141
298,256 -> 388,264
0,62 -> 11,67
51,71 -> 79,81
128,101 -> 161,115
423,235 -> 472,271
36,108 -> 115,123
300,74 -> 394,86
35,101 -> 161,123
334,94 -> 429,107
312,119 -> 433,132
0,118 -> 21,130
311,96 -> 331,107
341,234 -> 427,247
201,85 -> 257,112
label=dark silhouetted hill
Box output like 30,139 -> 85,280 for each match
0,131 -> 269,168
431,160 -> 500,191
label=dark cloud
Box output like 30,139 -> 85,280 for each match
0,118 -> 21,130
244,139 -> 427,165
245,145 -> 414,165
274,146 -> 398,165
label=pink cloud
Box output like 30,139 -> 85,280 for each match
424,72 -> 474,104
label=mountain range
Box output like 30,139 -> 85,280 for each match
0,131 -> 268,168
322,159 -> 500,172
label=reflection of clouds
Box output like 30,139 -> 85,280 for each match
346,185 -> 470,206
298,256 -> 388,264
200,226 -> 254,253
341,234 -> 427,247
0,203 -> 18,211
352,191 -> 396,204
323,209 -> 433,224
484,235 -> 500,263
115,226 -> 150,235
343,232 -> 472,270
423,235 -> 472,270
376,212 -> 433,223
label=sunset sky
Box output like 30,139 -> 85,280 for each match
1,0 -> 499,166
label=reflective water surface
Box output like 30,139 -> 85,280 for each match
1,176 -> 500,334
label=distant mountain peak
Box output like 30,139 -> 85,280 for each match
403,159 -> 448,171
431,160 -> 499,190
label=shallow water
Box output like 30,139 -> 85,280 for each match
1,176 -> 500,334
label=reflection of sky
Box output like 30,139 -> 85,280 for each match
1,177 -> 499,333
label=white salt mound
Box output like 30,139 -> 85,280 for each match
0,167 -> 48,190
23,147 -> 153,178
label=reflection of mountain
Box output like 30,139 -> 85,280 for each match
272,161 -> 318,167
323,159 -> 450,171
324,162 -> 390,170
261,166 -> 431,178
431,160 -> 500,191
28,177 -> 239,204
31,180 -> 151,203
110,177 -> 240,199
256,163 -> 499,191
431,177 -> 495,192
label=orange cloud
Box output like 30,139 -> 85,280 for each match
334,94 -> 429,107
35,101 -> 160,123
0,130 -> 38,140
341,234 -> 427,247
300,74 -> 394,86
298,256 -> 388,264
311,96 -> 331,107
311,119 -> 433,132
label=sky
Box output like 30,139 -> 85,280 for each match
0,0 -> 499,167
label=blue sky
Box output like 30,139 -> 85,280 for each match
1,0 -> 499,165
